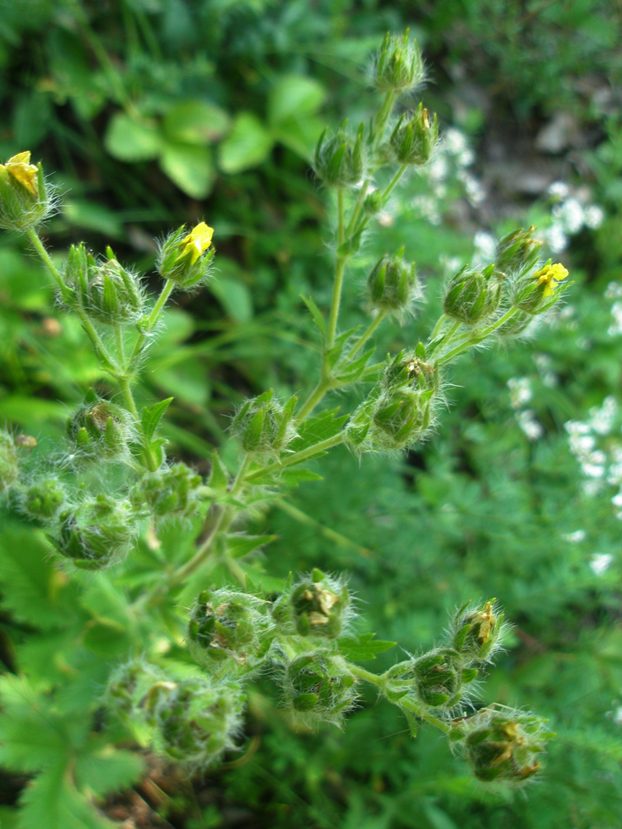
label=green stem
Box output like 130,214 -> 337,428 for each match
396,696 -> 452,735
326,189 -> 347,350
26,229 -> 64,292
117,374 -> 158,471
437,307 -> 519,366
129,278 -> 176,367
373,89 -> 397,140
348,311 -> 387,360
246,432 -> 346,483
347,663 -> 386,688
380,163 -> 408,203
296,379 -> 331,422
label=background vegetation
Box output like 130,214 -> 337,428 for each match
1,1 -> 621,827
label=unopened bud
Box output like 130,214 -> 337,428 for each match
390,104 -> 439,166
0,151 -> 50,231
157,222 -> 215,289
283,653 -> 357,726
0,431 -> 18,492
461,706 -> 550,783
387,647 -> 476,710
444,265 -> 502,325
54,494 -> 135,569
133,462 -> 206,519
496,227 -> 543,275
367,251 -> 418,316
314,123 -> 365,189
68,395 -> 134,460
231,391 -> 296,456
12,477 -> 66,525
281,570 -> 351,639
381,349 -> 440,394
452,600 -> 505,663
188,588 -> 274,675
372,31 -> 424,92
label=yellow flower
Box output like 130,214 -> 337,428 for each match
533,262 -> 568,297
1,151 -> 39,197
180,222 -> 214,264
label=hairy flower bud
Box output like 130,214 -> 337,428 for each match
372,31 -> 424,92
452,600 -> 506,663
132,462 -> 206,519
188,588 -> 274,674
513,260 -> 569,314
367,251 -> 418,316
63,243 -> 144,325
387,647 -> 476,710
381,349 -> 441,394
444,265 -> 502,325
390,104 -> 439,166
496,226 -> 543,275
12,476 -> 66,525
277,570 -> 351,639
460,706 -> 550,783
68,395 -> 135,461
106,659 -> 165,719
314,123 -> 365,189
157,222 -> 215,289
148,677 -> 244,767
283,653 -> 357,726
0,431 -> 18,492
0,151 -> 51,231
53,494 -> 135,569
230,391 -> 297,456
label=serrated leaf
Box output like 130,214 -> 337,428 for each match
292,408 -> 348,451
18,765 -> 114,829
300,294 -> 326,335
338,633 -> 396,662
226,533 -> 277,559
280,468 -> 324,486
75,742 -> 144,798
141,397 -> 174,441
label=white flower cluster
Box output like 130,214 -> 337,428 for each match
542,181 -> 604,253
506,376 -> 543,440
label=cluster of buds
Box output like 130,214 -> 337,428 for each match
62,243 -> 144,325
444,265 -> 502,326
157,222 -> 215,289
314,123 -> 366,189
0,151 -> 51,231
231,391 -> 297,457
68,394 -> 135,461
346,348 -> 440,452
187,588 -> 274,676
53,494 -> 136,569
367,250 -> 418,318
282,653 -> 358,727
132,462 -> 207,520
459,706 -> 551,783
390,103 -> 439,167
273,570 -> 352,639
372,30 -> 424,92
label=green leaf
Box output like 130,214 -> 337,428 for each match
208,451 -> 230,491
141,397 -> 174,441
159,142 -> 214,198
208,276 -> 253,323
218,112 -> 273,173
104,113 -> 161,162
267,75 -> 325,125
18,765 -> 114,829
226,533 -> 277,559
292,408 -> 349,451
338,633 -> 396,662
75,742 -> 144,798
62,201 -> 124,238
300,294 -> 326,335
163,100 -> 230,144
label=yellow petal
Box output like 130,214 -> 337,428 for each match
180,222 -> 214,264
5,151 -> 39,197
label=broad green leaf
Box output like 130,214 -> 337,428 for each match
163,100 -> 230,144
218,112 -> 273,173
141,397 -> 174,440
273,115 -> 325,159
292,408 -> 348,451
338,633 -> 396,662
75,743 -> 144,798
18,765 -> 114,829
104,113 -> 161,162
267,75 -> 325,125
159,142 -> 214,198
226,533 -> 277,559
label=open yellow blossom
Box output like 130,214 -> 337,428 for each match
180,222 -> 214,264
533,262 -> 568,297
1,151 -> 39,197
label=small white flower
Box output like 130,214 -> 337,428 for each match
589,553 -> 613,575
562,529 -> 586,543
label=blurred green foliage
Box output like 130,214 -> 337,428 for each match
1,1 -> 622,828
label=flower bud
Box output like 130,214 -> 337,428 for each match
11,477 -> 66,525
68,395 -> 135,461
372,31 -> 424,92
390,104 -> 439,166
188,588 -> 274,675
367,251 -> 418,316
381,349 -> 441,395
371,388 -> 433,449
513,260 -> 569,314
0,431 -> 18,492
132,462 -> 206,519
283,653 -> 357,726
387,647 -> 476,710
53,494 -> 135,569
0,151 -> 51,231
106,659 -> 165,719
281,570 -> 351,639
452,600 -> 506,663
62,244 -> 144,325
461,706 -> 550,783
496,226 -> 543,275
313,123 -> 365,189
157,222 -> 215,289
150,678 -> 244,767
444,265 -> 502,325
230,391 -> 296,456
